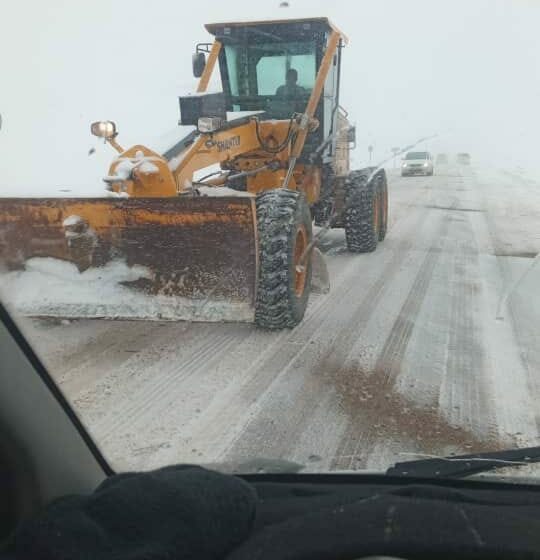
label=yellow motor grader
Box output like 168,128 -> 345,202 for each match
0,18 -> 388,329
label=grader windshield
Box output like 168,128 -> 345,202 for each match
208,19 -> 333,119
223,40 -> 316,99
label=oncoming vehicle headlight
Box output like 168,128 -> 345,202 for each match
402,162 -> 408,168
423,162 -> 429,167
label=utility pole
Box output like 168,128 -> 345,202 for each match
368,144 -> 373,163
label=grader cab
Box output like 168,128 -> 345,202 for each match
0,18 -> 387,329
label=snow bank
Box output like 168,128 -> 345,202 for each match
0,258 -> 254,322
0,186 -> 115,198
198,186 -> 253,198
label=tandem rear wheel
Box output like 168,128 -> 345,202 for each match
344,168 -> 388,252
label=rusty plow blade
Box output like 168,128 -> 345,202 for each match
0,197 -> 258,322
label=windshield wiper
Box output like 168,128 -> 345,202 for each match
386,446 -> 540,479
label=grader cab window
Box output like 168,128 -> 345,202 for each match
223,40 -> 316,115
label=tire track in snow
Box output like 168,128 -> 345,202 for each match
33,320 -> 154,387
92,230 -> 376,452
330,177 -> 508,471
94,329 -> 240,442
227,175 -> 446,466
330,212 -> 453,470
220,205 -> 433,465
138,187 -> 434,468
94,246 -> 373,463
471,169 -> 540,442
72,323 -> 218,409
439,169 -> 493,436
171,256 -> 380,460
67,185 -> 426,468
37,172 -> 436,470
441,218 -> 493,437
62,323 -> 175,397
375,247 -> 445,385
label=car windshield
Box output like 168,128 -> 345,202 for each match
406,152 -> 428,159
1,0 -> 540,481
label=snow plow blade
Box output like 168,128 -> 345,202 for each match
0,197 -> 258,322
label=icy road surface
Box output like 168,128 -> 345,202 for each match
16,164 -> 540,473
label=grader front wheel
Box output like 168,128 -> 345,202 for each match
255,189 -> 313,329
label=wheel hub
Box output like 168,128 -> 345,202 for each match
294,225 -> 308,297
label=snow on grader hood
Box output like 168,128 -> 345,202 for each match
0,18 -> 362,327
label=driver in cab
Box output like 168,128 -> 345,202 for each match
275,68 -> 306,98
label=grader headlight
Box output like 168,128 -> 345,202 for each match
197,117 -> 225,133
90,120 -> 117,139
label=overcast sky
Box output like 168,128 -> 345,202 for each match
1,0 -> 539,194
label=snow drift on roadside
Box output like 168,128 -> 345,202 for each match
0,258 -> 254,322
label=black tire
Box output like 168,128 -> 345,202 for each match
344,169 -> 379,253
255,189 -> 312,329
377,171 -> 388,242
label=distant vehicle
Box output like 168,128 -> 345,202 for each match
457,152 -> 471,165
436,153 -> 448,164
401,151 -> 434,176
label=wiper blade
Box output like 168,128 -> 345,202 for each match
386,446 -> 540,479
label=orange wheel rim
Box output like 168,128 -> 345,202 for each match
373,193 -> 380,234
294,225 -> 308,297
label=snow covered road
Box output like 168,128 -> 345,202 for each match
15,164 -> 540,473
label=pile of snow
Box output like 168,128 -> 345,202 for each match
111,152 -> 162,178
197,186 -> 253,198
62,214 -> 84,228
0,258 -> 254,322
138,160 -> 159,174
168,154 -> 187,173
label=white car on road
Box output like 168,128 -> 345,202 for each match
401,151 -> 434,176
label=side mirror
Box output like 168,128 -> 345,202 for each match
347,126 -> 356,145
90,120 -> 117,139
192,52 -> 206,78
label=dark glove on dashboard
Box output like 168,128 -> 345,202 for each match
9,464 -> 257,560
